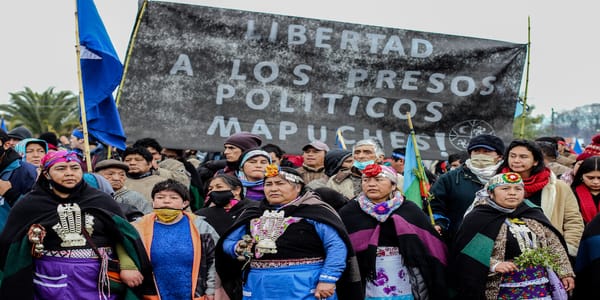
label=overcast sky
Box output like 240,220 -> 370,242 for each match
1,0 -> 598,119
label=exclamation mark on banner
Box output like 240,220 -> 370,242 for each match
435,132 -> 449,158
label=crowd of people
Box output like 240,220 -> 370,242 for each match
0,125 -> 599,299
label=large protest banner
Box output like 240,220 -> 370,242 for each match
119,1 -> 527,159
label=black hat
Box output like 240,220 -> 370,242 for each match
467,134 -> 505,155
39,132 -> 59,150
224,132 -> 262,152
7,126 -> 32,141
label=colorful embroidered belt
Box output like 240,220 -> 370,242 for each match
42,247 -> 113,259
376,246 -> 400,257
250,257 -> 324,269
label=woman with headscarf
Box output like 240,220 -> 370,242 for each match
0,150 -> 156,299
133,179 -> 219,300
338,163 -> 448,299
14,138 -> 48,173
497,139 -> 584,257
450,172 -> 574,299
236,148 -> 272,202
217,165 -> 362,300
571,156 -> 600,224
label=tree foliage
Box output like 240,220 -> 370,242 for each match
512,104 -> 548,139
0,87 -> 80,136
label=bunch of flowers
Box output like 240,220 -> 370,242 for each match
264,164 -> 279,178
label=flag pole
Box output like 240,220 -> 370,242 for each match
105,0 -> 148,159
518,16 -> 531,138
406,113 -> 435,225
74,0 -> 93,172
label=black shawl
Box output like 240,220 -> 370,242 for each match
215,191 -> 363,300
449,199 -> 565,299
0,177 -> 156,299
339,199 -> 448,299
574,212 -> 600,299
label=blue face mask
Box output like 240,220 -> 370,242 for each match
353,160 -> 375,171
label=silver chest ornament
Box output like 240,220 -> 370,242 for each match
52,203 -> 95,247
250,210 -> 300,258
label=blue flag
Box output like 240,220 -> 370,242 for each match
573,138 -> 583,154
0,117 -> 6,132
78,0 -> 126,149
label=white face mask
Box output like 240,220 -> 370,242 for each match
469,154 -> 497,168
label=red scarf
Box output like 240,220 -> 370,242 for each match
500,167 -> 551,198
575,184 -> 598,223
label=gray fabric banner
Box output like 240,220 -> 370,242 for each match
119,1 -> 527,159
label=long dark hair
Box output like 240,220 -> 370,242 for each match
497,139 -> 546,176
572,156 -> 600,188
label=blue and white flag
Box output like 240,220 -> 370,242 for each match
78,0 -> 126,149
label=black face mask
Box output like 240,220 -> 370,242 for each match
49,179 -> 83,195
208,190 -> 235,207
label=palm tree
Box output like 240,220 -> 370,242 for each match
0,87 -> 80,136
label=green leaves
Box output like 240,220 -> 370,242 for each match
513,247 -> 561,271
0,87 -> 79,135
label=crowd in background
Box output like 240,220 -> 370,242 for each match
0,125 -> 599,299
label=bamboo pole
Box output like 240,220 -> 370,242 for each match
518,16 -> 531,138
74,0 -> 93,172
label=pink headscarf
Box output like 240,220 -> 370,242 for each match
40,150 -> 81,171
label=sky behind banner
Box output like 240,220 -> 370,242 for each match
119,2 -> 526,159
77,0 -> 127,149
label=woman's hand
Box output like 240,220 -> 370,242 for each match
314,282 -> 335,299
120,269 -> 144,287
493,261 -> 518,273
561,276 -> 575,292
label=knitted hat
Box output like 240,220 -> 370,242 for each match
14,138 -> 48,159
94,159 -> 129,172
577,133 -> 600,161
7,126 -> 32,141
302,140 -> 330,152
224,132 -> 262,152
467,134 -> 505,155
239,149 -> 272,168
486,172 -> 523,191
324,149 -> 352,177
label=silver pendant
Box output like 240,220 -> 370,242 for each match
52,203 -> 93,247
250,210 -> 300,258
